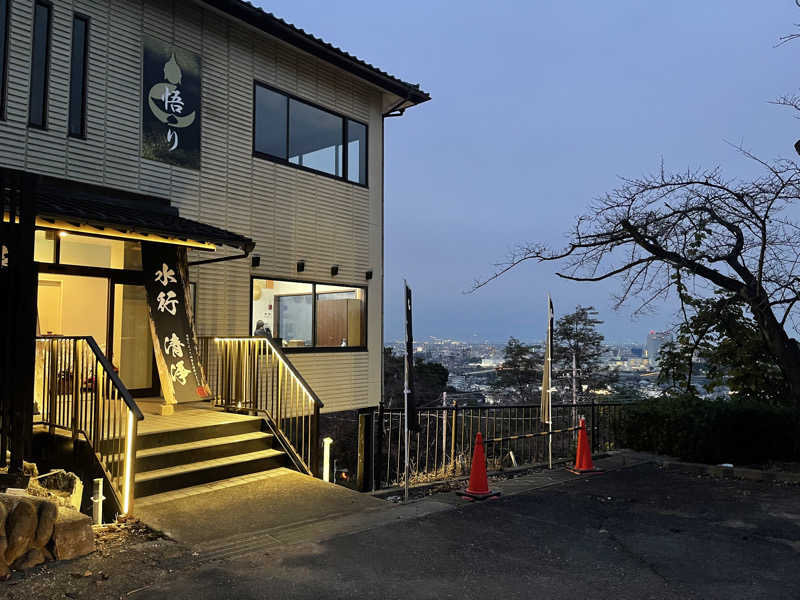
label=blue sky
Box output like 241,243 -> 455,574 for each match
258,1 -> 800,344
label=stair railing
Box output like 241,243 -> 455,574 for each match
35,336 -> 143,514
200,335 -> 322,476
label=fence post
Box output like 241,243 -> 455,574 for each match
591,400 -> 598,454
71,339 -> 80,444
356,411 -> 372,492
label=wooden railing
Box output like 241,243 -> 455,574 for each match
35,336 -> 143,514
198,336 -> 322,476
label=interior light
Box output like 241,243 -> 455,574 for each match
58,231 -> 68,238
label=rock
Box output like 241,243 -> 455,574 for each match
5,500 -> 37,565
33,500 -> 58,548
0,501 -> 7,558
0,561 -> 9,581
11,547 -> 45,570
22,461 -> 38,478
34,470 -> 84,511
51,507 -> 94,560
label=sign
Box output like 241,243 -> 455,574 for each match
142,36 -> 201,169
141,243 -> 209,402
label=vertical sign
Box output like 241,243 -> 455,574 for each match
142,36 -> 201,169
141,243 -> 209,403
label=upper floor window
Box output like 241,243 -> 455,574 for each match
0,0 -> 10,118
68,14 -> 89,138
253,82 -> 368,186
29,0 -> 52,128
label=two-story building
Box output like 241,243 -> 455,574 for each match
0,0 -> 428,515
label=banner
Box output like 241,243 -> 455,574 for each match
142,36 -> 201,169
141,243 -> 209,403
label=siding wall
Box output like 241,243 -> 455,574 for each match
0,0 -> 388,413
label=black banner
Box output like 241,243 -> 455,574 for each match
404,282 -> 419,431
141,243 -> 209,402
142,36 -> 201,169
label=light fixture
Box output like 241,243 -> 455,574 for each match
296,260 -> 305,272
365,270 -> 373,280
251,255 -> 260,268
330,265 -> 339,276
58,230 -> 68,238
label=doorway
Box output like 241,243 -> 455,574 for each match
36,272 -> 157,396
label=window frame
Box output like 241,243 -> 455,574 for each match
28,0 -> 52,129
252,81 -> 369,189
249,275 -> 368,353
68,12 -> 90,139
0,0 -> 11,120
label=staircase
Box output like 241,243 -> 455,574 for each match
134,416 -> 288,499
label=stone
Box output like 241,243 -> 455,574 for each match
5,500 -> 37,565
34,500 -> 58,548
0,502 -> 7,560
34,470 -> 84,511
11,547 -> 45,570
51,507 -> 94,560
0,560 -> 9,581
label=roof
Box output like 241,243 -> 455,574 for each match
201,0 -> 431,107
33,176 -> 254,253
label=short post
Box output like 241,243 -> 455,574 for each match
91,478 -> 105,525
356,412 -> 372,492
322,436 -> 333,483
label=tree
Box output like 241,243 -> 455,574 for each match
475,150 -> 800,409
553,305 -> 617,399
657,292 -> 790,405
382,347 -> 450,409
492,337 -> 542,403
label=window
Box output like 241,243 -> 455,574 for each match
0,0 -> 10,118
346,120 -> 367,185
29,0 -> 52,128
252,278 -> 366,350
33,230 -> 143,270
253,83 -> 367,186
68,15 -> 89,137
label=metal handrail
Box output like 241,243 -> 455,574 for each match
35,335 -> 142,514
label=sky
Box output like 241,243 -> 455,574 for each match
257,1 -> 800,344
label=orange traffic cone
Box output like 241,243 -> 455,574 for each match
568,417 -> 601,474
457,432 -> 500,500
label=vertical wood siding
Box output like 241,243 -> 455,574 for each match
0,0 -> 386,412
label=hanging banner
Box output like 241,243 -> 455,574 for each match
141,243 -> 209,403
141,36 -> 201,169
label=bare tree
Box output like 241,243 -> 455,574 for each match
474,148 -> 800,408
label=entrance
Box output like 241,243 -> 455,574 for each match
36,272 -> 157,396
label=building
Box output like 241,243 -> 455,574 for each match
0,0 -> 428,515
644,330 -> 672,367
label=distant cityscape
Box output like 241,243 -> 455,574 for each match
388,330 -> 697,403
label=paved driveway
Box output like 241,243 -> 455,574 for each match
134,462 -> 800,600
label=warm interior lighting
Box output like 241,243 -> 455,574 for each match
122,410 -> 135,515
58,230 -> 68,238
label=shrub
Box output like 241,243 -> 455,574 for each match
621,394 -> 800,465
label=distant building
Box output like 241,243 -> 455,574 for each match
630,346 -> 643,358
644,331 -> 672,366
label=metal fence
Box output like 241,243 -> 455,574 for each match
373,402 -> 626,488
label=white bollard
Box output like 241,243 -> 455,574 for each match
91,478 -> 105,525
322,437 -> 333,482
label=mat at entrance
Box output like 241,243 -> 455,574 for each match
135,468 -> 386,546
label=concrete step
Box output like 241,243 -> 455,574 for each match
135,417 -> 264,451
135,431 -> 276,472
134,448 -> 288,498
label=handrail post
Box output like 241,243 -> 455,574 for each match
311,402 -> 320,477
71,339 -> 80,444
125,414 -> 138,516
47,339 -> 56,435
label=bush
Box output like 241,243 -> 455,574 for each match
621,394 -> 800,465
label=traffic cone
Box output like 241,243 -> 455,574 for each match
457,432 -> 500,500
568,417 -> 601,474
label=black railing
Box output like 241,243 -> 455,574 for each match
198,336 -> 322,476
373,402 -> 627,489
35,336 -> 143,514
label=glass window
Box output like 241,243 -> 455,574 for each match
252,278 -> 366,349
0,0 -> 9,117
252,279 -> 313,347
254,85 -> 287,158
316,284 -> 366,347
29,0 -> 51,128
33,229 -> 56,263
68,15 -> 89,138
58,232 -> 142,270
289,99 -> 343,177
347,120 -> 367,185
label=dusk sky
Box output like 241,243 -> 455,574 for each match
260,1 -> 800,344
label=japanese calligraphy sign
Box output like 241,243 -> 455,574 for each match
142,36 -> 201,169
141,243 -> 209,403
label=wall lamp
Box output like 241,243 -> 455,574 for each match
296,260 -> 305,273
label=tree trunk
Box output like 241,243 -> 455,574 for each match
746,293 -> 800,409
